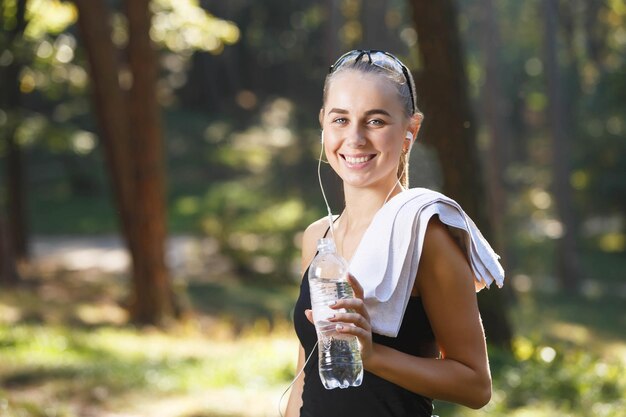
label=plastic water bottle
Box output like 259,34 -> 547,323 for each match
308,238 -> 363,389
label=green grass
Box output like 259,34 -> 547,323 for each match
0,323 -> 299,417
1,255 -> 625,416
0,270 -> 301,417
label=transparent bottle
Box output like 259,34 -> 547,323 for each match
308,238 -> 363,389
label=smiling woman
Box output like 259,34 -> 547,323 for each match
284,50 -> 504,417
320,70 -> 417,195
321,51 -> 421,191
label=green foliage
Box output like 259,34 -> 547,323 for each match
186,281 -> 299,327
497,338 -> 625,413
151,0 -> 240,54
159,102 -> 324,283
433,342 -> 626,417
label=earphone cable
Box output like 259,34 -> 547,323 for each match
317,134 -> 336,241
383,162 -> 406,206
278,340 -> 319,417
276,133 -> 331,416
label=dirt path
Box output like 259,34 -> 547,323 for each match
31,235 -> 228,278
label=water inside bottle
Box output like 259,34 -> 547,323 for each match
310,278 -> 363,389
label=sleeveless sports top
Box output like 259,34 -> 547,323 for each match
293,229 -> 440,417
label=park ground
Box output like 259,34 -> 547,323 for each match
0,236 -> 625,417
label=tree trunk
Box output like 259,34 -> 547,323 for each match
362,0 -> 387,48
2,0 -> 29,264
74,0 -> 135,245
125,0 -> 175,323
323,0 -> 346,211
325,0 -> 345,65
0,217 -> 20,286
6,126 -> 27,262
410,0 -> 512,348
542,0 -> 581,293
478,0 -> 509,268
74,0 -> 176,324
583,0 -> 607,71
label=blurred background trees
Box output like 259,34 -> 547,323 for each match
0,0 -> 625,415
0,0 -> 624,322
0,0 -> 626,334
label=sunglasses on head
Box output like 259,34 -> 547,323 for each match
329,49 -> 416,115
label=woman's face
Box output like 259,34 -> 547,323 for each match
320,70 -> 410,191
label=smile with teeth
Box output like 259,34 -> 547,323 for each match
342,154 -> 375,165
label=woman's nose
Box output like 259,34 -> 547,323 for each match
345,127 -> 366,148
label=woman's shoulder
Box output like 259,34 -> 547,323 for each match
302,216 -> 336,251
303,216 -> 336,239
300,216 -> 337,273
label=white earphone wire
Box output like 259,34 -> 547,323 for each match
276,132 -> 334,415
317,131 -> 336,241
278,340 -> 319,417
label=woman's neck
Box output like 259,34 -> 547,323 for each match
342,178 -> 404,229
333,179 -> 403,261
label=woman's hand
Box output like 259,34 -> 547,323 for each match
305,274 -> 374,362
332,274 -> 374,361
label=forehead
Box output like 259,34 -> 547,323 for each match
325,70 -> 404,113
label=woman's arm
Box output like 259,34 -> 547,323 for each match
329,217 -> 492,409
284,345 -> 305,417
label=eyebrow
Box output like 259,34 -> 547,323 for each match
327,108 -> 392,117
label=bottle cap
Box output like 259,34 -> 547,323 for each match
317,238 -> 337,252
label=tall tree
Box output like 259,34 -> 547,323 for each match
0,217 -> 19,286
410,0 -> 512,348
362,0 -> 388,47
542,0 -> 581,293
325,0 -> 345,68
0,0 -> 29,265
125,0 -> 173,322
477,0 -> 509,266
73,0 -> 176,324
323,0 -> 347,211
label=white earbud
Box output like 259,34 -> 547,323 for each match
321,130 -> 324,143
404,131 -> 414,153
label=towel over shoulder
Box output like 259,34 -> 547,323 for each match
348,187 -> 505,337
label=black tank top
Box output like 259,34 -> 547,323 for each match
293,229 -> 440,417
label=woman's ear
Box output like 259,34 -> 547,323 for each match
409,112 -> 423,141
403,132 -> 413,153
319,108 -> 325,127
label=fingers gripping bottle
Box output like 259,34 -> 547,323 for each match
308,238 -> 363,389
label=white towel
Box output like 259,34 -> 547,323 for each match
348,187 -> 505,337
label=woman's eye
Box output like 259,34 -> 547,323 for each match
333,117 -> 348,124
368,119 -> 385,126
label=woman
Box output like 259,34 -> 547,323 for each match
285,50 -> 496,417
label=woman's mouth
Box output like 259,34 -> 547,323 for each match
341,153 -> 376,167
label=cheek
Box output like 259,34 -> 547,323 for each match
323,135 -> 341,155
378,136 -> 404,156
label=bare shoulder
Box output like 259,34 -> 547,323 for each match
416,215 -> 475,295
423,216 -> 468,260
300,217 -> 334,275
